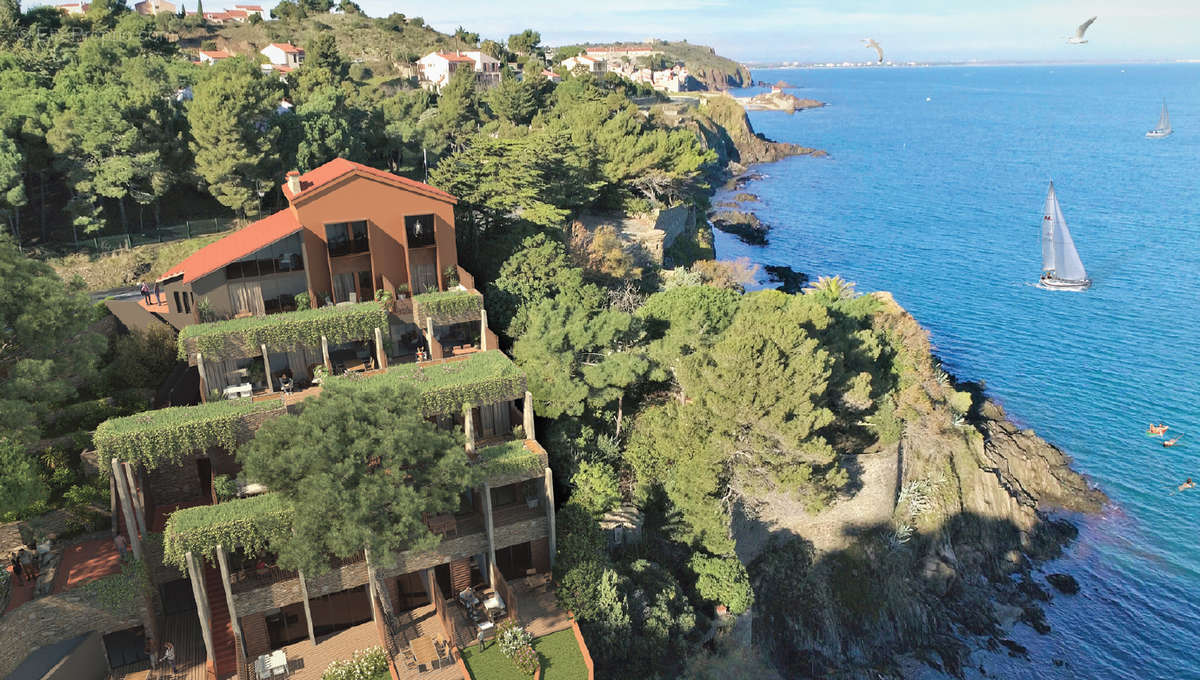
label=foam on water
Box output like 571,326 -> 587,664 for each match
720,64 -> 1200,679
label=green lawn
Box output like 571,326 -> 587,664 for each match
461,629 -> 588,680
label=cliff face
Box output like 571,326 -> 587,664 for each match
740,293 -> 1105,678
656,41 -> 753,90
683,95 -> 826,177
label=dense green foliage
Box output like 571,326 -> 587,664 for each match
163,492 -> 293,569
177,301 -> 388,359
478,440 -> 545,482
95,398 -> 282,470
238,379 -> 472,575
78,558 -> 150,616
412,289 -> 483,324
320,646 -> 388,680
327,349 -> 526,415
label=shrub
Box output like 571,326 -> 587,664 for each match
511,642 -> 538,675
294,291 -> 312,311
212,474 -> 237,502
689,553 -> 754,615
496,619 -> 533,658
569,461 -> 620,517
321,646 -> 388,680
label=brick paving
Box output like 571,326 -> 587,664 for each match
53,537 -> 123,593
277,620 -> 388,680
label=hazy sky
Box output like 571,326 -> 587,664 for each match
355,0 -> 1200,63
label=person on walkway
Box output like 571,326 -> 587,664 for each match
114,533 -> 128,559
10,552 -> 22,584
153,281 -> 162,305
17,548 -> 33,583
161,641 -> 176,674
140,281 -> 151,304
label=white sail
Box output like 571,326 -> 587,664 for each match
1158,99 -> 1171,133
1041,183 -> 1057,271
1050,189 -> 1087,281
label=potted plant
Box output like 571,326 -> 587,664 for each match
443,266 -> 460,288
312,365 -> 329,385
294,291 -> 311,311
396,282 -> 409,299
375,288 -> 394,312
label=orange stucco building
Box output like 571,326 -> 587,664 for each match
158,158 -> 461,329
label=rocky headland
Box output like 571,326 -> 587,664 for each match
734,293 -> 1105,678
739,90 -> 827,113
709,209 -> 769,245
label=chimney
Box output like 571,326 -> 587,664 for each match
286,170 -> 301,195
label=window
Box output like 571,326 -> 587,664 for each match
405,214 -> 436,248
173,291 -> 182,313
358,271 -> 372,299
184,293 -> 191,314
325,221 -> 369,257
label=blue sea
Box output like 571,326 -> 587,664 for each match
720,64 -> 1200,679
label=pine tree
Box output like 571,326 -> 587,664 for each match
188,58 -> 280,215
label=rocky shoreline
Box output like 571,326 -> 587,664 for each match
737,90 -> 827,113
735,292 -> 1107,678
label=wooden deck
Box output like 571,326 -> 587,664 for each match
390,604 -> 467,680
511,576 -> 571,638
278,619 -> 422,680
115,612 -> 209,680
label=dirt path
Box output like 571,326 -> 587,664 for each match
734,445 -> 900,563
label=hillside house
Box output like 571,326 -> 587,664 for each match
417,51 -> 500,90
85,157 -> 577,680
198,49 -> 232,65
560,54 -> 606,75
54,2 -> 88,14
260,42 -> 304,69
234,3 -> 264,17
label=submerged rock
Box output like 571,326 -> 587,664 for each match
1046,573 -> 1080,595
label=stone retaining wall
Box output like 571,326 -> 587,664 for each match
0,590 -> 139,678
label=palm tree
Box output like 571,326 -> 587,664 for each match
804,274 -> 857,300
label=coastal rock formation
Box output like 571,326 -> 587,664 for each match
709,210 -> 769,245
740,90 -> 827,113
682,95 -> 827,179
764,265 -> 808,293
738,292 -> 1106,678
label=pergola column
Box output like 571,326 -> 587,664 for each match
523,391 -> 536,440
482,482 -> 496,586
365,547 -> 394,620
261,344 -> 273,393
122,462 -> 148,540
321,335 -> 332,373
185,551 -> 216,666
464,407 -> 476,456
544,468 -> 556,569
215,545 -> 244,646
196,352 -> 208,403
374,327 -> 388,370
480,309 -> 489,352
425,317 -> 439,360
110,458 -> 143,561
296,570 -> 316,643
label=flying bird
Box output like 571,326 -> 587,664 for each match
862,38 -> 883,63
1067,16 -> 1097,44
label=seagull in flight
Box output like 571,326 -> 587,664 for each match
1067,16 -> 1096,44
862,38 -> 883,63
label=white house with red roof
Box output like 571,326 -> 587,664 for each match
560,54 -> 607,75
260,42 -> 305,69
55,2 -> 88,14
234,3 -> 264,17
197,49 -> 232,65
416,51 -> 477,91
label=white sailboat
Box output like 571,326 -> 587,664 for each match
1038,182 -> 1091,291
1146,99 -> 1172,138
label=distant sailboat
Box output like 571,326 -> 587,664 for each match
1038,182 -> 1091,291
1146,99 -> 1172,138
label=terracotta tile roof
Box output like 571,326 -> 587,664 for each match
268,42 -> 303,54
430,51 -> 475,63
235,3 -> 264,9
199,50 -> 231,59
283,158 -> 457,205
159,209 -> 300,284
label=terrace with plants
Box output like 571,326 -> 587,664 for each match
412,288 -> 484,327
162,492 -> 293,570
94,398 -> 284,470
176,301 -> 390,361
478,440 -> 547,486
327,350 -> 527,416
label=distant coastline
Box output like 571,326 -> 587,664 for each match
745,58 -> 1200,71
